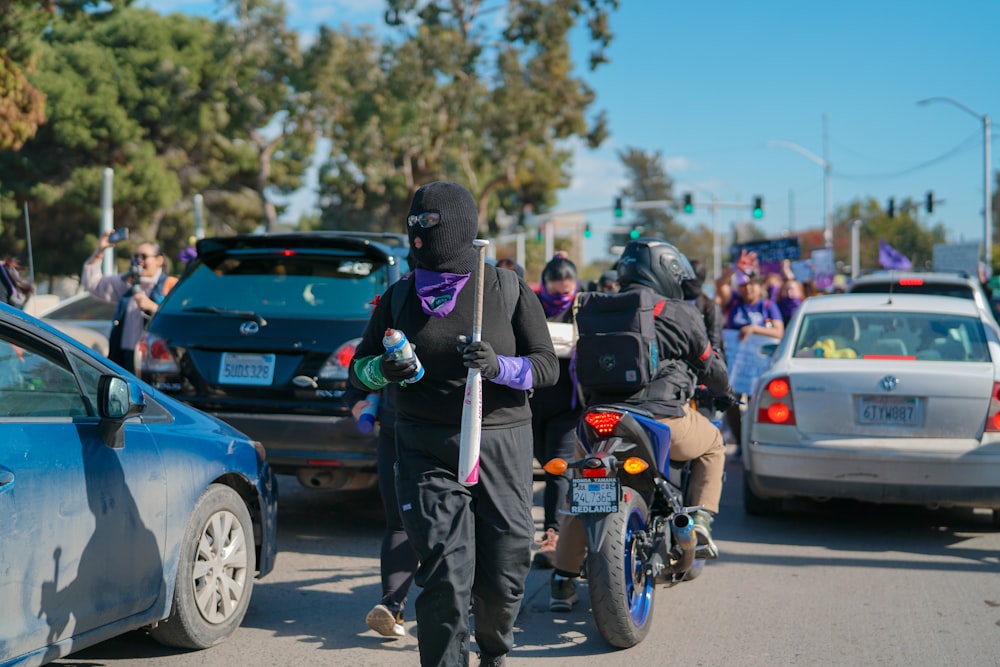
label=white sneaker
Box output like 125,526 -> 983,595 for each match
366,604 -> 405,638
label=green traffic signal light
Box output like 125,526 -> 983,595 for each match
683,192 -> 693,214
614,197 -> 623,218
752,196 -> 764,219
629,226 -> 640,240
584,223 -> 592,238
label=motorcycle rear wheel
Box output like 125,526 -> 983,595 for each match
586,486 -> 654,648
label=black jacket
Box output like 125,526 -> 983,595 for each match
585,283 -> 733,418
349,265 -> 559,428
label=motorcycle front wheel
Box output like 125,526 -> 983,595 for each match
586,486 -> 654,648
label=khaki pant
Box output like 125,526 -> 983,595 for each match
553,404 -> 725,574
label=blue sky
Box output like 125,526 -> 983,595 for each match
142,0 -> 999,266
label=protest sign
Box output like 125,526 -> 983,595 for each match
723,329 -> 777,395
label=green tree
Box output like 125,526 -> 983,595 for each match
0,0 -> 132,153
309,0 -> 618,234
219,0 -> 316,232
837,197 -> 947,273
617,147 -> 687,247
0,4 -> 318,274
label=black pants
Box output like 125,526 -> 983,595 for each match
531,408 -> 578,532
395,420 -> 534,667
377,425 -> 417,612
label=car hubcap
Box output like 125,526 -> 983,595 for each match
193,509 -> 249,624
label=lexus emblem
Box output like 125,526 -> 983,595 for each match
879,375 -> 898,391
239,321 -> 260,336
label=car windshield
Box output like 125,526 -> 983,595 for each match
794,311 -> 990,361
160,251 -> 392,319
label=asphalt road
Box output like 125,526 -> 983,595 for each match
53,449 -> 1000,666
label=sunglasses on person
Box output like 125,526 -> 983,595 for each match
406,212 -> 441,229
133,253 -> 159,261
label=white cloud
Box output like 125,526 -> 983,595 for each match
663,155 -> 694,173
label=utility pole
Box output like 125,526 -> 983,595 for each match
917,97 -> 992,267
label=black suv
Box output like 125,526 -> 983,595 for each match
137,231 -> 409,491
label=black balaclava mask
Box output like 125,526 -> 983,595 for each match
407,181 -> 479,274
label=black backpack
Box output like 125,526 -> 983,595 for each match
574,290 -> 662,393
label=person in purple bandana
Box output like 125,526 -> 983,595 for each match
529,255 -> 583,569
349,180 -> 558,667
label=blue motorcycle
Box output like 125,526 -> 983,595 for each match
546,402 -> 709,648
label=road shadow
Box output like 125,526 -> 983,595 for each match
714,453 -> 1000,574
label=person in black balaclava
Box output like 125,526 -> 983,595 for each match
349,181 -> 558,667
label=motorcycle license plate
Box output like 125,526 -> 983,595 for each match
570,477 -> 620,514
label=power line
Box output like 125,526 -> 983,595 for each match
834,130 -> 982,181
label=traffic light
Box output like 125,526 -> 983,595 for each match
536,227 -> 543,242
614,197 -> 623,218
887,197 -> 895,218
926,191 -> 934,213
682,192 -> 693,214
629,225 -> 641,240
752,196 -> 764,219
584,223 -> 592,239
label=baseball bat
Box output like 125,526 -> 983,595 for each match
458,239 -> 490,486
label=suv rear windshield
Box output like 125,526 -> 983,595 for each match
161,251 -> 391,319
794,311 -> 990,361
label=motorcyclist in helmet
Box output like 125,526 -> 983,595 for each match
548,238 -> 737,612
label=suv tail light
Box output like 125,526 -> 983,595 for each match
756,376 -> 797,425
985,382 -> 1000,432
136,332 -> 179,374
319,337 -> 361,381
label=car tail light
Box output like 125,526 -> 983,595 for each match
136,332 -> 179,374
319,337 -> 361,381
756,375 -> 796,425
898,278 -> 924,286
985,382 -> 1000,432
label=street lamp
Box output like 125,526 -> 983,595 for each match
917,97 -> 992,266
767,138 -> 833,250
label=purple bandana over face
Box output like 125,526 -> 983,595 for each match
539,284 -> 576,317
414,269 -> 470,318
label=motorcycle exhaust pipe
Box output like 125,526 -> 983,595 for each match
645,513 -> 698,584
666,512 -> 696,575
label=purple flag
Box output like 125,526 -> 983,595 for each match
878,239 -> 912,270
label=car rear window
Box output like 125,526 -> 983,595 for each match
161,252 -> 392,319
794,311 -> 990,361
849,281 -> 975,300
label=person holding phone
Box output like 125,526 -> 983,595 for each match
82,231 -> 177,371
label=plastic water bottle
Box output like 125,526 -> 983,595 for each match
383,328 -> 425,384
356,392 -> 380,433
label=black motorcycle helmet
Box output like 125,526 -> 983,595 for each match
617,238 -> 696,300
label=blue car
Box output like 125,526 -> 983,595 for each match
0,303 -> 278,666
